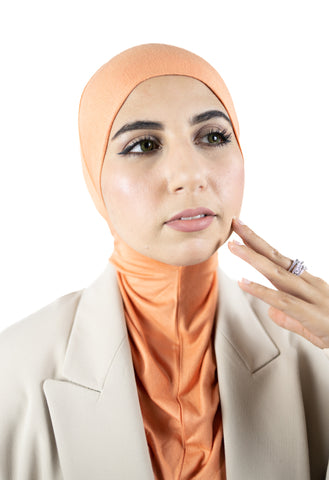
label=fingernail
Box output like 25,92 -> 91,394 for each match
240,278 -> 251,284
237,218 -> 245,225
232,239 -> 243,246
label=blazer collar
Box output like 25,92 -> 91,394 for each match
60,263 -> 280,392
213,270 -> 312,479
216,268 -> 279,373
43,262 -> 155,479
61,262 -> 127,391
43,262 -> 284,479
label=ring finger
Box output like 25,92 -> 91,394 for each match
228,240 -> 317,303
232,218 -> 314,283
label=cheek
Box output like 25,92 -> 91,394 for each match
230,165 -> 245,202
111,175 -> 138,200
102,166 -> 156,226
213,161 -> 245,209
105,174 -> 139,214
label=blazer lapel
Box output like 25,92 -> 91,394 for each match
215,269 -> 311,479
43,263 -> 154,480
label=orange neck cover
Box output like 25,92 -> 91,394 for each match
110,240 -> 226,479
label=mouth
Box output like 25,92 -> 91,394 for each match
165,207 -> 216,232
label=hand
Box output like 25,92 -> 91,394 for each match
228,218 -> 329,349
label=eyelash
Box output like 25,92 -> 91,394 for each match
118,128 -> 232,156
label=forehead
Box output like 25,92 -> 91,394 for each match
127,74 -> 217,96
112,75 -> 226,126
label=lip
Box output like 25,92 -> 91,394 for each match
166,207 -> 216,223
165,207 -> 216,233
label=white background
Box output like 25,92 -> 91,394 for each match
0,0 -> 328,332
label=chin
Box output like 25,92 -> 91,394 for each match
163,239 -> 221,267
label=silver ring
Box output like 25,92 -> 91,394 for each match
288,259 -> 307,276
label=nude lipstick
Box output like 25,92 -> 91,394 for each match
165,207 -> 216,232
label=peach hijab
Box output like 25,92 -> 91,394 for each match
78,44 -> 242,479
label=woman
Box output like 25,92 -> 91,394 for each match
1,43 -> 329,480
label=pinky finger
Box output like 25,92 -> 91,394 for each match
268,306 -> 327,349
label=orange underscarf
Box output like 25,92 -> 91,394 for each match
110,239 -> 226,480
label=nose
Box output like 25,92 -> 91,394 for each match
164,142 -> 208,194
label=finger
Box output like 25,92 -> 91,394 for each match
268,307 -> 328,349
232,218 -> 313,283
231,218 -> 329,293
238,278 -> 326,338
228,240 -> 318,303
232,218 -> 291,268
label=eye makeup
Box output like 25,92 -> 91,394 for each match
117,126 -> 232,157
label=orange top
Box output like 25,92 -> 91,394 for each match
110,239 -> 226,479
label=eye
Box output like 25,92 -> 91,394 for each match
206,132 -> 222,144
197,127 -> 232,148
118,136 -> 161,156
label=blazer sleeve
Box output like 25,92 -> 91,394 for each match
0,291 -> 80,480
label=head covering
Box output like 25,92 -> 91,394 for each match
78,42 -> 242,225
77,43 -> 242,479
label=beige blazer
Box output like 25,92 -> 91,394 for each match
1,262 -> 329,479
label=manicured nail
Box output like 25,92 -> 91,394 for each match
240,278 -> 251,284
232,240 -> 243,246
237,218 -> 245,225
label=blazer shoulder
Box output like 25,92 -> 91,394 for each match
242,282 -> 329,363
0,289 -> 83,381
0,291 -> 86,479
218,267 -> 329,362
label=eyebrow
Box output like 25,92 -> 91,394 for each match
110,109 -> 232,141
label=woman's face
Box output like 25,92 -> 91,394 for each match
101,75 -> 244,266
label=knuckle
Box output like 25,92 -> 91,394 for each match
247,229 -> 257,242
274,266 -> 285,277
277,293 -> 293,310
271,248 -> 281,261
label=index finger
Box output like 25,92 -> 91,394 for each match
231,218 -> 314,283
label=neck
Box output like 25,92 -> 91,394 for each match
110,237 -> 218,278
110,238 -> 219,330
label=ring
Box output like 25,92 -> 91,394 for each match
288,259 -> 307,276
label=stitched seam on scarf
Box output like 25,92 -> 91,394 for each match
176,267 -> 186,479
